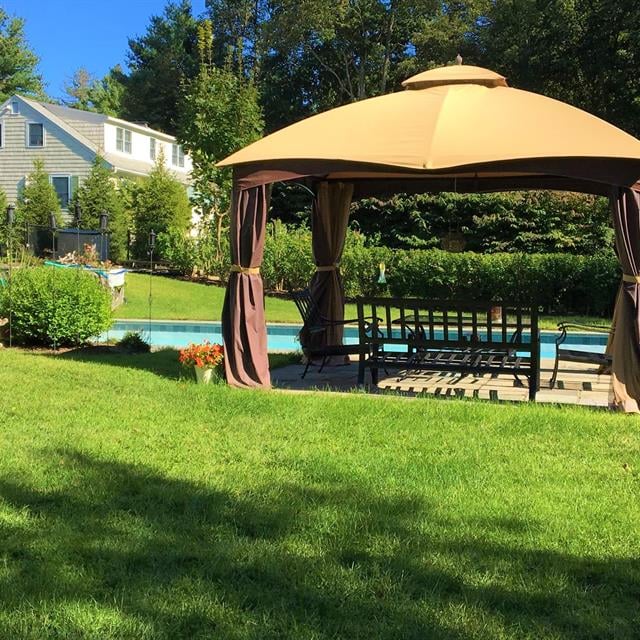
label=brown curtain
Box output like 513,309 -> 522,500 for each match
300,181 -> 354,349
222,184 -> 271,388
608,187 -> 640,412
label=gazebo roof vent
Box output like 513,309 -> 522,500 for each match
402,63 -> 508,90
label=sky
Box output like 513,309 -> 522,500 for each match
3,0 -> 207,101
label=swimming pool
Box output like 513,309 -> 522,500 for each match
101,320 -> 608,359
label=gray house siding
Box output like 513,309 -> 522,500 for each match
0,101 -> 96,209
58,118 -> 104,148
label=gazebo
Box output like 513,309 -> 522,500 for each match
217,63 -> 640,412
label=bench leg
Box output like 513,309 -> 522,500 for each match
301,357 -> 312,379
528,375 -> 537,401
371,366 -> 379,386
549,354 -> 560,389
318,354 -> 329,374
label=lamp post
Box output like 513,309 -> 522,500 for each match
6,204 -> 15,347
99,212 -> 109,262
74,203 -> 82,259
148,229 -> 156,341
49,212 -> 57,260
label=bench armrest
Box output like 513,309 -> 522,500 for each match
557,322 -> 611,333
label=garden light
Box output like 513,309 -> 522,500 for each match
6,204 -> 15,226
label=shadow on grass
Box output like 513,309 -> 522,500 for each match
46,346 -> 185,380
41,347 -> 302,383
0,450 -> 638,638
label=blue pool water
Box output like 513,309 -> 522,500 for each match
101,320 -> 608,358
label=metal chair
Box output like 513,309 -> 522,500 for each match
291,288 -> 363,378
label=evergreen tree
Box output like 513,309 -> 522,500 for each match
63,66 -> 125,117
71,156 -> 130,262
121,0 -> 199,133
131,151 -> 191,259
179,19 -> 263,254
0,8 -> 44,101
17,159 -> 61,228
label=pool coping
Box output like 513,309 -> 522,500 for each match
112,318 -> 609,338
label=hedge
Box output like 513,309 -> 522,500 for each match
258,226 -> 619,316
160,223 -> 620,316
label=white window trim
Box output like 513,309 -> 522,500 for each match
172,143 -> 185,168
0,119 -> 4,148
116,126 -> 133,154
50,174 -> 71,209
26,121 -> 45,148
10,101 -> 19,115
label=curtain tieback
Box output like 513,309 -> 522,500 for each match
230,265 -> 260,275
622,273 -> 640,284
316,264 -> 339,272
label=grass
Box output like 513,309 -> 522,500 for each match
118,273 -> 612,331
0,347 -> 639,639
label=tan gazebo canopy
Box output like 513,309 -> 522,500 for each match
218,63 -> 640,411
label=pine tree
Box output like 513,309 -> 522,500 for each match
17,159 -> 61,227
131,150 -> 191,259
71,156 -> 130,262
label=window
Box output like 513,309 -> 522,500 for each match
172,143 -> 184,167
0,122 -> 3,148
10,101 -> 18,115
150,137 -> 156,160
27,122 -> 44,147
116,127 -> 132,153
51,176 -> 71,209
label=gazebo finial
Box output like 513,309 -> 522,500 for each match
456,53 -> 463,65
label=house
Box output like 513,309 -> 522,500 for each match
0,95 -> 192,217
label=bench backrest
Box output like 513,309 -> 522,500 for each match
356,297 -> 539,354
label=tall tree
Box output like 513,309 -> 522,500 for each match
254,0 -> 445,130
63,66 -> 125,116
71,156 -> 130,261
179,19 -> 263,252
63,68 -> 95,110
121,0 -> 199,133
17,159 -> 61,227
131,151 -> 192,259
0,8 -> 44,101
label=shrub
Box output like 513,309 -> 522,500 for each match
262,221 -> 314,291
0,266 -> 113,346
117,331 -> 151,353
156,231 -> 198,276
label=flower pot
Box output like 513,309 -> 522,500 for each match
194,366 -> 215,384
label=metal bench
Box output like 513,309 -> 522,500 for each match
549,322 -> 611,389
356,297 -> 540,400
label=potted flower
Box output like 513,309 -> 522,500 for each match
178,341 -> 225,384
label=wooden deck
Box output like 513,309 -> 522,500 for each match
271,357 -> 610,407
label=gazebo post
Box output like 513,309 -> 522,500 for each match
299,181 -> 354,351
608,187 -> 640,412
221,178 -> 271,388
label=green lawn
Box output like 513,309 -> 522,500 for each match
118,273 -> 612,331
0,347 -> 638,639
